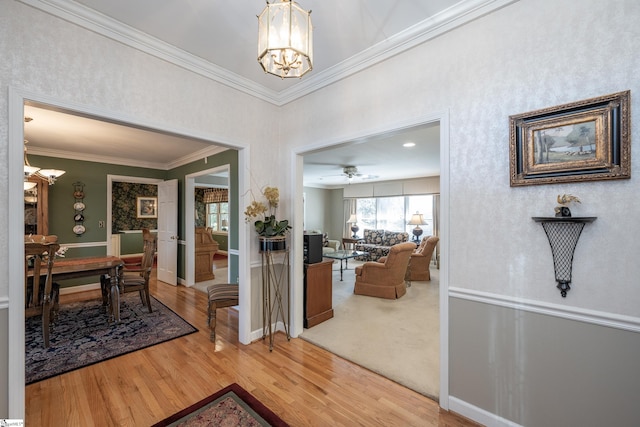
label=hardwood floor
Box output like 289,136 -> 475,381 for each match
25,267 -> 479,426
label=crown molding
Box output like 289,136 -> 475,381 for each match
20,0 -> 518,106
28,144 -> 227,170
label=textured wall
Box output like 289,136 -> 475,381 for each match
280,0 -> 640,424
0,0 -> 274,416
2,0 -> 640,424
282,0 -> 640,315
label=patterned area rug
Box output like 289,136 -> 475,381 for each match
26,293 -> 197,384
151,383 -> 289,427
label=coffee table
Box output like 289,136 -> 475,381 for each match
323,250 -> 367,281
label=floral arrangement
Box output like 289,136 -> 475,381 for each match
244,186 -> 291,237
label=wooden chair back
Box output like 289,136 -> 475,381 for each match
119,229 -> 156,313
25,240 -> 60,348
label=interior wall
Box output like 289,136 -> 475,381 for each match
280,0 -> 640,425
302,186 -> 332,234
1,2 -> 275,417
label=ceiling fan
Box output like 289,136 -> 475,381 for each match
342,166 -> 362,179
326,165 -> 379,183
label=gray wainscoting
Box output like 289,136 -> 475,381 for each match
449,297 -> 640,427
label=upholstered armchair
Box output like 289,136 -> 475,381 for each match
407,236 -> 439,281
323,238 -> 341,255
354,242 -> 416,299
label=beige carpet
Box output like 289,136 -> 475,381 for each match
192,268 -> 229,293
300,260 -> 440,400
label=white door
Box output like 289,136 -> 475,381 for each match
157,179 -> 178,285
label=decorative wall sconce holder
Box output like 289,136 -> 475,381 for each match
532,216 -> 596,297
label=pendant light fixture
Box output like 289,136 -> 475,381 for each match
257,0 -> 313,79
24,117 -> 66,187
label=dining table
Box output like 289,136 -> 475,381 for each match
29,255 -> 125,323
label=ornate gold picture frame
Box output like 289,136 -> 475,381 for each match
509,91 -> 630,186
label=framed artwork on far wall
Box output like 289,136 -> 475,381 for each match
136,196 -> 158,218
509,90 -> 630,186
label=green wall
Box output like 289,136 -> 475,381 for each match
30,149 -> 239,285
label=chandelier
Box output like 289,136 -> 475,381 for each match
24,117 -> 65,189
257,0 -> 313,79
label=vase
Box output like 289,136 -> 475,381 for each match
259,236 -> 287,252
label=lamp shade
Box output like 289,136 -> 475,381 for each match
347,214 -> 358,224
258,0 -> 313,79
221,219 -> 228,227
408,213 -> 426,225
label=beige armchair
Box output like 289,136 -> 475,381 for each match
407,236 -> 439,281
354,242 -> 416,299
323,238 -> 341,255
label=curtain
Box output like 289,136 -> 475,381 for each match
203,188 -> 228,203
432,194 -> 440,268
343,198 -> 357,238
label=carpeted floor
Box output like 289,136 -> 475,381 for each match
26,293 -> 198,384
300,260 -> 440,399
151,383 -> 289,427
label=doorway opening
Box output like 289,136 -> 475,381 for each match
9,89 -> 252,416
293,112 -> 450,407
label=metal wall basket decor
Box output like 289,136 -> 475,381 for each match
533,216 -> 596,297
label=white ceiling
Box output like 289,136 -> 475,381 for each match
21,0 -> 509,186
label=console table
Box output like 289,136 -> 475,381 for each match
304,260 -> 334,328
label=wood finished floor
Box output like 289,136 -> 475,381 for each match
25,260 -> 479,427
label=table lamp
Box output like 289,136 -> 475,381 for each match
347,214 -> 359,238
408,212 -> 427,242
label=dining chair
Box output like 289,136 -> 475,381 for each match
25,239 -> 60,348
119,229 -> 156,312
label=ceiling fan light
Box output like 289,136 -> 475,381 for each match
258,0 -> 313,79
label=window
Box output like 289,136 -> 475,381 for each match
207,202 -> 229,232
355,195 -> 434,236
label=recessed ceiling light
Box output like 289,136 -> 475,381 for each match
403,142 -> 416,147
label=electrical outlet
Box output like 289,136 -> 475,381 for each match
98,221 -> 105,228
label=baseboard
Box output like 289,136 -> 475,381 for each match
449,396 -> 522,427
249,321 -> 288,343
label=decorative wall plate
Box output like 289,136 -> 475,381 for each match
73,202 -> 86,211
73,224 -> 86,235
74,213 -> 85,222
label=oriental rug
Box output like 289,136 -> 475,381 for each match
25,293 -> 197,384
151,383 -> 289,427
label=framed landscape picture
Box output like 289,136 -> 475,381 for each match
136,196 -> 157,218
509,91 -> 630,186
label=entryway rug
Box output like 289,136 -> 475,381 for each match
25,293 -> 197,385
151,383 -> 289,427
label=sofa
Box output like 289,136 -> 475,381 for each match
354,229 -> 410,261
354,242 -> 416,299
